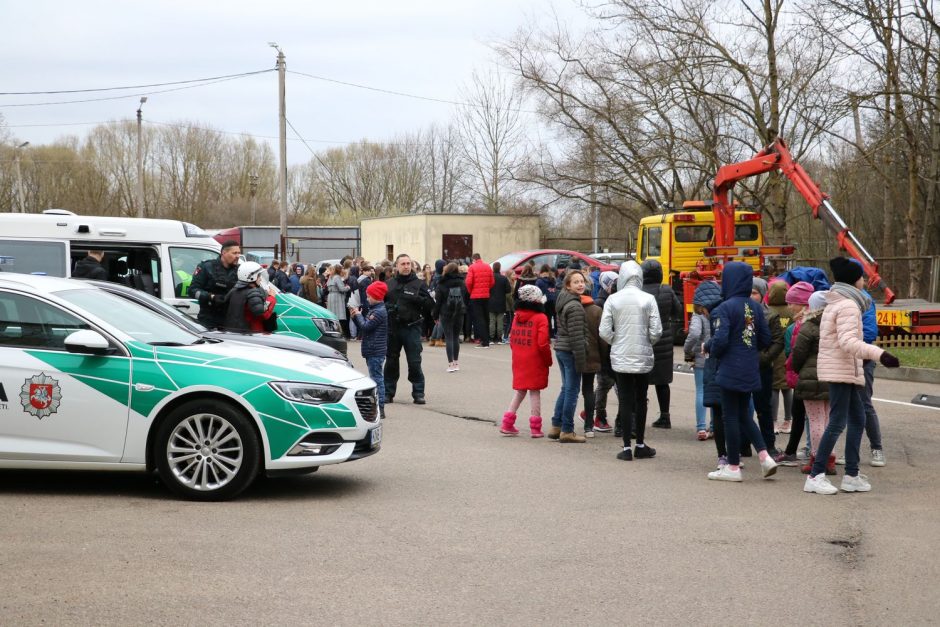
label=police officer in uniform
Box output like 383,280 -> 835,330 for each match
383,253 -> 434,404
189,240 -> 241,329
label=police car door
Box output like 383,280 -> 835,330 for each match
0,289 -> 130,463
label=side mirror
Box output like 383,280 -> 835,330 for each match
64,330 -> 112,355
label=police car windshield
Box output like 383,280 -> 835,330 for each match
55,289 -> 201,345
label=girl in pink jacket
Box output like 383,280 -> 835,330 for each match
804,258 -> 900,495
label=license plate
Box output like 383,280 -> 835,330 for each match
876,309 -> 911,327
370,425 -> 382,447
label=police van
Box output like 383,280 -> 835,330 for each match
0,211 -> 345,353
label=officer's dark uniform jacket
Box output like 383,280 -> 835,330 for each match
385,272 -> 433,329
223,282 -> 270,332
188,258 -> 238,329
72,256 -> 108,281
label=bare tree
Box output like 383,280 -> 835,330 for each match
456,69 -> 524,213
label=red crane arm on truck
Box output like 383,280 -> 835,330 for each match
712,137 -> 896,304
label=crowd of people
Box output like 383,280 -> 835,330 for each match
193,242 -> 901,495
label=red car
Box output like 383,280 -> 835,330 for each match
491,249 -> 621,275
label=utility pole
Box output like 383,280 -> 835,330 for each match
249,173 -> 259,225
271,43 -> 288,259
13,141 -> 29,213
136,97 -> 148,218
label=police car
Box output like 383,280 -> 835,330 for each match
0,274 -> 381,500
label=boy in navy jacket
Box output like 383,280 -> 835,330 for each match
351,281 -> 389,419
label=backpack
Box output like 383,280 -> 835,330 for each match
443,286 -> 466,317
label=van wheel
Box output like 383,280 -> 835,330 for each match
155,400 -> 260,501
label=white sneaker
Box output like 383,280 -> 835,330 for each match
836,456 -> 846,465
585,430 -> 595,438
796,447 -> 810,461
446,363 -> 457,373
760,456 -> 779,478
454,362 -> 459,371
803,473 -> 838,495
708,466 -> 742,482
870,449 -> 886,467
840,474 -> 872,492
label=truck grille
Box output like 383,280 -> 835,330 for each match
355,389 -> 379,422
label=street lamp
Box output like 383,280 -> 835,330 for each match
13,141 -> 29,214
136,97 -> 148,218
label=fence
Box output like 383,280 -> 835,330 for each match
876,335 -> 940,349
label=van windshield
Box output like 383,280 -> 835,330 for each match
56,288 -> 200,345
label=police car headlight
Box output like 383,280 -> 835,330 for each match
313,318 -> 342,336
269,381 -> 346,404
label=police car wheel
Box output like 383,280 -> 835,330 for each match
155,400 -> 260,501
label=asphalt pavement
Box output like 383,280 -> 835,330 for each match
1,341 -> 939,625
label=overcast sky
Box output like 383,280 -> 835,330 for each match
2,0 -> 585,163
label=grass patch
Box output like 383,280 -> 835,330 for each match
887,347 -> 940,370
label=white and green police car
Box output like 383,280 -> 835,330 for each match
0,274 -> 381,500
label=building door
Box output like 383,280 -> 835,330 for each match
442,234 -> 472,261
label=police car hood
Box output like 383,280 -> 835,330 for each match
149,340 -> 367,385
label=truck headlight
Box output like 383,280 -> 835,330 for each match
313,318 -> 342,336
269,381 -> 345,404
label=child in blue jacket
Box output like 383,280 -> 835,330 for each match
706,262 -> 778,482
350,281 -> 389,419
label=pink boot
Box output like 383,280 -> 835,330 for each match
529,416 -> 544,439
500,411 -> 519,436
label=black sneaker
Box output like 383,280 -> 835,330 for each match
634,445 -> 656,459
385,396 -> 394,404
413,396 -> 426,405
614,418 -> 623,438
616,449 -> 633,461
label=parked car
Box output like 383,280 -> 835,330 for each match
83,280 -> 351,366
491,249 -> 620,275
0,274 -> 380,501
590,251 -> 633,266
244,250 -> 275,267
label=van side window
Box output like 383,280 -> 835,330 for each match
170,247 -> 218,298
646,227 -> 662,257
0,241 -> 68,277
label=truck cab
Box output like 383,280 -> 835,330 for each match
636,201 -> 766,288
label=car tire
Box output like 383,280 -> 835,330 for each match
155,399 -> 261,501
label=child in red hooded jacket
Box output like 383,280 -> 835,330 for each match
500,284 -> 553,438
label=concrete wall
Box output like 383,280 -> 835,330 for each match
360,214 -> 539,265
240,226 -> 359,263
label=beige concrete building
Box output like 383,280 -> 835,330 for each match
360,213 -> 540,265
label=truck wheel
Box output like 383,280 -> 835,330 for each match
155,400 -> 260,501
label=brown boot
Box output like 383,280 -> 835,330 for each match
546,426 -> 561,440
559,431 -> 586,443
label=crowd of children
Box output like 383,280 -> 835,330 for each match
499,255 -> 902,495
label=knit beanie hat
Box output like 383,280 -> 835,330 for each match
366,281 -> 388,301
517,284 -> 547,304
599,271 -> 618,294
785,281 -> 814,306
808,290 -> 828,311
751,277 -> 768,300
830,256 -> 863,285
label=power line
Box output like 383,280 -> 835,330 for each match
0,69 -> 274,96
288,69 -> 538,114
0,71 -> 273,108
